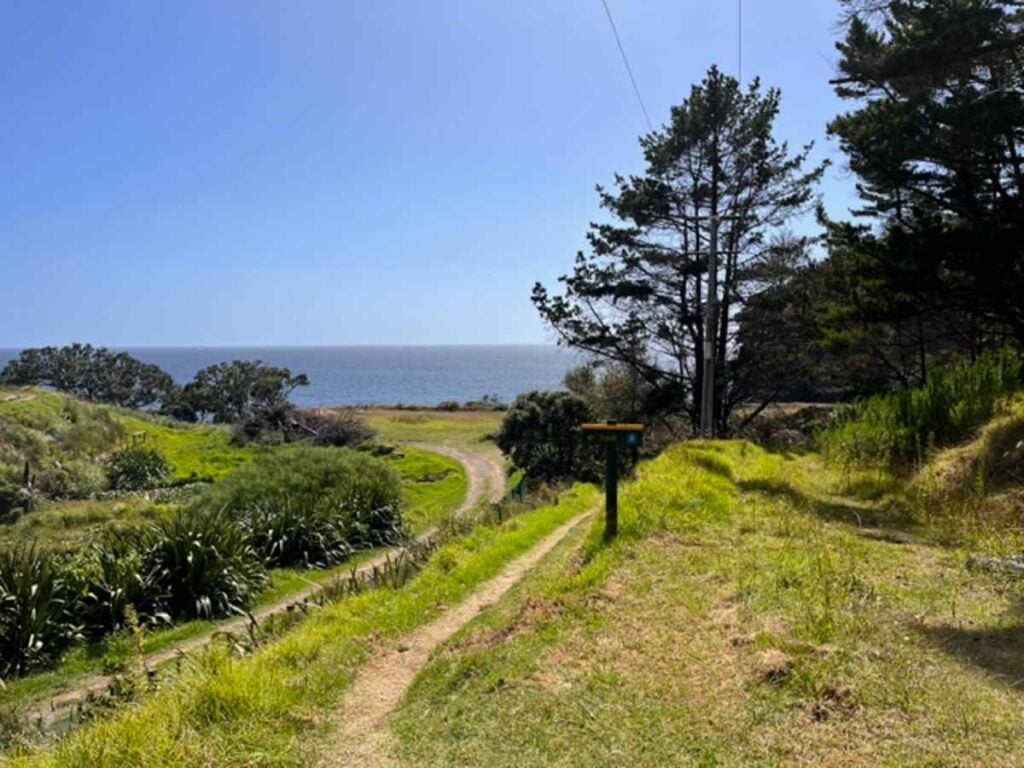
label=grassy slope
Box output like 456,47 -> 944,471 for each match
3,486 -> 597,768
388,442 -> 1024,767
0,397 -> 470,711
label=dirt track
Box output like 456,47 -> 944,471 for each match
318,510 -> 592,768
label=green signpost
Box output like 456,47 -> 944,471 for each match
581,422 -> 645,539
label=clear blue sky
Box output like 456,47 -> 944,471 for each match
0,0 -> 857,347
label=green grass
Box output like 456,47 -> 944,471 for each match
117,415 -> 254,482
392,447 -> 466,533
0,498 -> 169,550
2,486 -> 597,767
361,408 -> 502,446
384,441 -> 1024,767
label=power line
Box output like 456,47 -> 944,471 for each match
738,0 -> 743,83
599,0 -> 654,132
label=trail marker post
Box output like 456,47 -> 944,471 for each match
581,422 -> 645,539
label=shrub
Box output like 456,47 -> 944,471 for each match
495,391 -> 603,482
238,500 -> 356,568
0,546 -> 81,677
78,534 -> 170,636
821,350 -> 1023,469
107,446 -> 172,490
192,447 -> 403,566
145,509 -> 267,620
296,408 -> 374,447
0,478 -> 31,523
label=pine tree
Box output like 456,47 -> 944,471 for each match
533,67 -> 825,429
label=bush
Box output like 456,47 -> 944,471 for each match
496,391 -> 603,482
107,446 -> 172,491
0,546 -> 81,677
294,408 -> 374,447
193,447 -> 403,567
145,509 -> 267,620
0,478 -> 31,523
821,350 -> 1023,469
78,534 -> 170,636
238,500 -> 356,568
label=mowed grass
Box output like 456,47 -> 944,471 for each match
388,442 -> 1024,767
360,408 -> 502,446
2,486 -> 597,767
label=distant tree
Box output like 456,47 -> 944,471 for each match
164,360 -> 309,425
533,67 -> 826,431
563,362 -> 645,423
495,391 -> 601,482
828,0 -> 1024,348
0,344 -> 175,409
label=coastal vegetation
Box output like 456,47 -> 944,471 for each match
2,0 -> 1023,764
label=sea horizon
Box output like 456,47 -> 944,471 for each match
0,344 -> 580,408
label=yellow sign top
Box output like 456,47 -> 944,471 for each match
580,423 -> 645,433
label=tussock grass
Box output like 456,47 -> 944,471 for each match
390,441 -> 1024,767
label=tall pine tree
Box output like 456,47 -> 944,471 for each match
533,67 -> 824,430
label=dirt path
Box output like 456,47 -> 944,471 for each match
318,510 -> 592,768
408,441 -> 507,509
24,442 -> 506,731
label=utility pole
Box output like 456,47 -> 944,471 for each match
700,215 -> 719,437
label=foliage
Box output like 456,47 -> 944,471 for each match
533,66 -> 825,429
231,406 -> 374,448
0,486 -> 594,767
191,448 -> 403,570
563,362 -> 646,423
495,391 -> 602,482
0,479 -> 31,524
144,508 -> 267,620
77,535 -> 170,637
820,349 -> 1022,468
162,360 -> 309,425
0,546 -> 81,678
826,1 -> 1024,350
192,446 -> 401,523
105,446 -> 171,491
0,345 -> 175,409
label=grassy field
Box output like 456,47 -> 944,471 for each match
2,486 -> 597,767
386,442 -> 1024,767
361,408 -> 502,446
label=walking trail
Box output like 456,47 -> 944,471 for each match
318,509 -> 593,768
25,441 -> 506,731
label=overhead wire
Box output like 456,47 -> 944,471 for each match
599,0 -> 654,133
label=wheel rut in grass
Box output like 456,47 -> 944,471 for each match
23,442 -> 506,732
318,510 -> 593,768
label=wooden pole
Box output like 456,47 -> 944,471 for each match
604,440 -> 619,539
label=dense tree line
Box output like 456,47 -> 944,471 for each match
532,0 -> 1024,432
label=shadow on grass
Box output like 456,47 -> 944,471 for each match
918,622 -> 1024,691
689,454 -> 735,481
736,477 -> 921,536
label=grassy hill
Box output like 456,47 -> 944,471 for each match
6,399 -> 1024,765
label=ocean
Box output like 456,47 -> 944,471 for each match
0,346 -> 580,408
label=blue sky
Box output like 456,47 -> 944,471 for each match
0,0 -> 857,347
